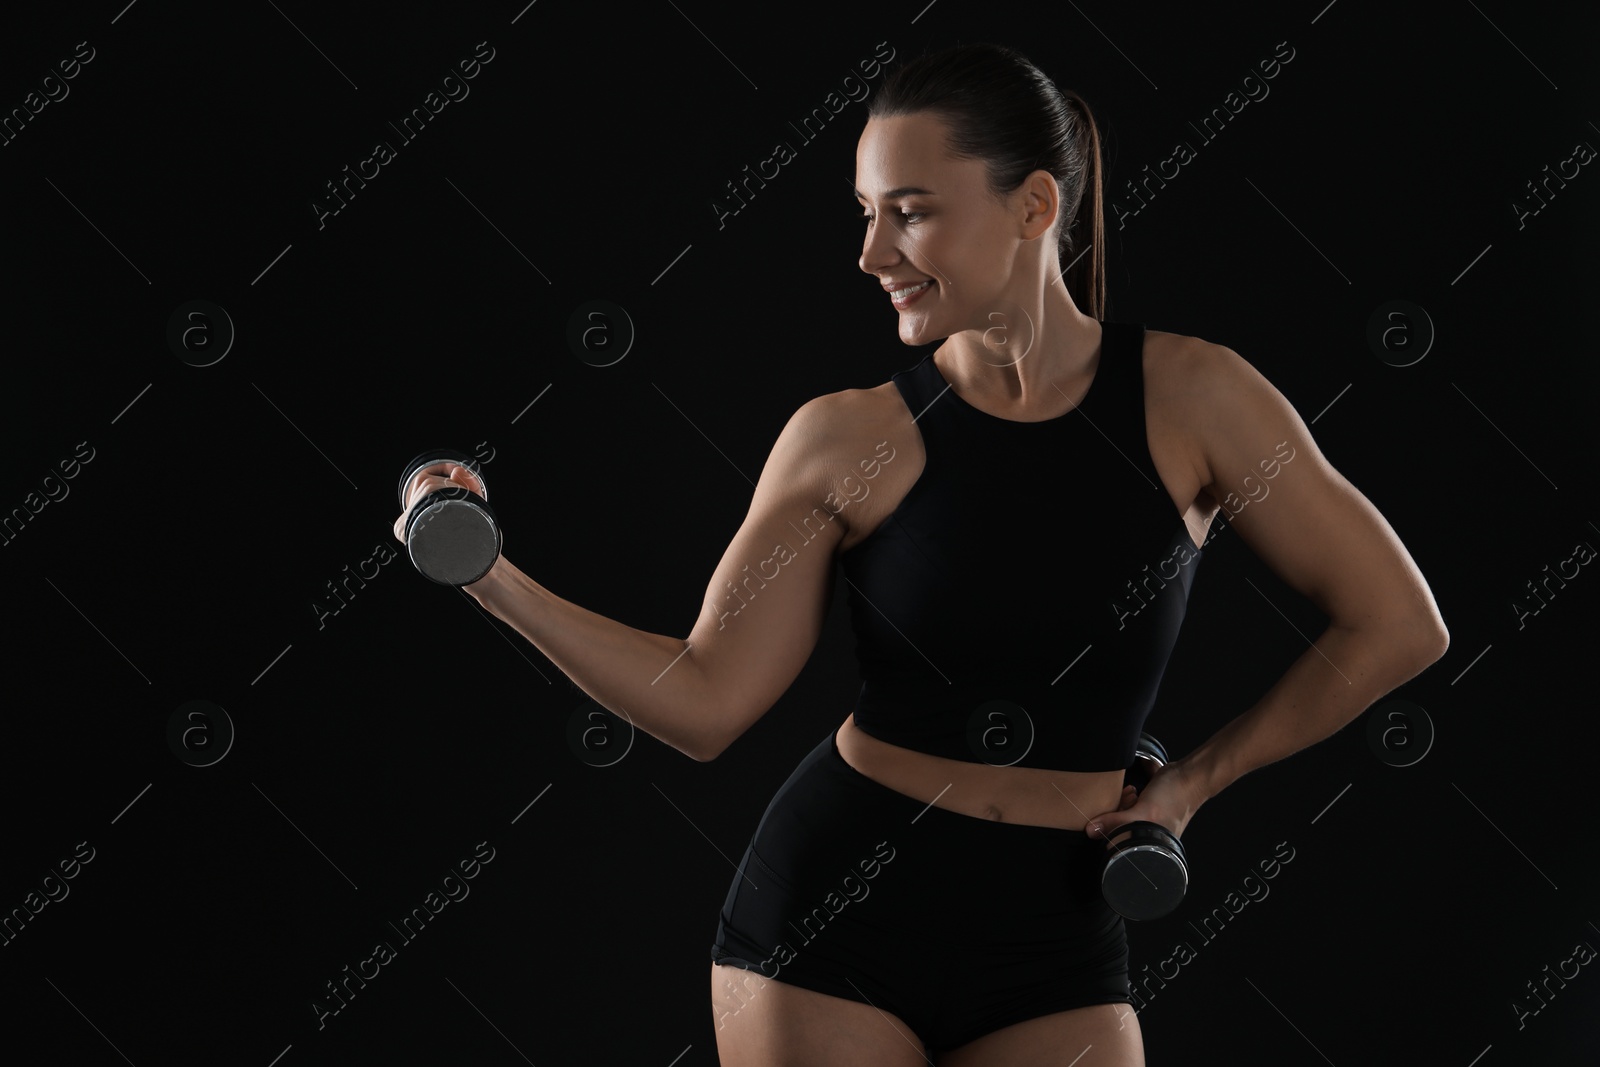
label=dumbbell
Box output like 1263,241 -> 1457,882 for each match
1098,731 -> 1189,921
396,448 -> 501,586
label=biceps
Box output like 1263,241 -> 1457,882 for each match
686,495 -> 842,725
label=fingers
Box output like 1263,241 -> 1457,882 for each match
404,468 -> 473,511
442,464 -> 483,495
406,465 -> 482,507
394,464 -> 485,543
404,464 -> 452,508
1085,785 -> 1141,840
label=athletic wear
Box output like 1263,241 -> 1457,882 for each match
710,320 -> 1193,1051
840,320 -> 1202,771
710,731 -> 1130,1054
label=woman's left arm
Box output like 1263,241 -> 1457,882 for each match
1165,340 -> 1450,818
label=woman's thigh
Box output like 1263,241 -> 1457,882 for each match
710,962 -> 930,1067
936,1002 -> 1144,1067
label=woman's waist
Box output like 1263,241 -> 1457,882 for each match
850,677 -> 1145,769
834,712 -> 1126,832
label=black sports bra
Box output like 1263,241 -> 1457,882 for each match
839,321 -> 1202,771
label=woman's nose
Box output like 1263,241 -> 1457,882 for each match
859,218 -> 899,275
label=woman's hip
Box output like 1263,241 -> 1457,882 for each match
735,729 -> 1118,938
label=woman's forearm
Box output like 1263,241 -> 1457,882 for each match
1174,620 -> 1449,804
463,554 -> 720,761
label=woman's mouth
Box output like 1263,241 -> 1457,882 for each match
891,280 -> 934,309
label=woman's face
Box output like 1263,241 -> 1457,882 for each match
855,111 -> 1053,347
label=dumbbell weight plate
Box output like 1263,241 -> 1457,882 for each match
406,491 -> 501,585
1101,820 -> 1188,921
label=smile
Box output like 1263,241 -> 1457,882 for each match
891,280 -> 934,307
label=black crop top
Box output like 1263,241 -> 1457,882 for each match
839,320 -> 1202,772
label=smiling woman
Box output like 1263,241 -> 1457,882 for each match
412,38 -> 1448,1067
704,40 -> 1447,1067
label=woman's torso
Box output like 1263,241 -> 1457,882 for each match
833,325 -> 1220,831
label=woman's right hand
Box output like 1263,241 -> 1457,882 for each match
392,462 -> 487,544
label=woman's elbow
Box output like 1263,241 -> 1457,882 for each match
1405,614 -> 1450,664
687,703 -> 737,762
693,697 -> 765,762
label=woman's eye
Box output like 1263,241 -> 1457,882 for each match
861,210 -> 924,224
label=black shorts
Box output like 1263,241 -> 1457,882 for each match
709,730 -> 1132,1054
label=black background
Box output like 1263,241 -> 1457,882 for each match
2,1 -> 1597,1064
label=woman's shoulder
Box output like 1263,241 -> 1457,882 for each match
771,382 -> 910,482
1139,327 -> 1295,482
1143,326 -> 1215,367
1138,328 -> 1248,456
1141,327 -> 1239,398
789,379 -> 905,437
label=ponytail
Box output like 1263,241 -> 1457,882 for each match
1059,89 -> 1105,321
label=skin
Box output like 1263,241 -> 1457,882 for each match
393,109 -> 1450,1066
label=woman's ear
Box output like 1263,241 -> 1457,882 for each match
1017,169 -> 1059,239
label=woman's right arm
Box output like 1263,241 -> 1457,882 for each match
438,393 -> 859,762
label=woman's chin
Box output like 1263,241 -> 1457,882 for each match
897,316 -> 932,344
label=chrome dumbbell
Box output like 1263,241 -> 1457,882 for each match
396,448 -> 501,586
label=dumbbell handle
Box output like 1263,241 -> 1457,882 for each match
1125,751 -> 1163,794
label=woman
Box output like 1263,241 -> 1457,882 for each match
395,43 -> 1449,1066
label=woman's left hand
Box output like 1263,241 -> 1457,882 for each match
1085,759 -> 1209,849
